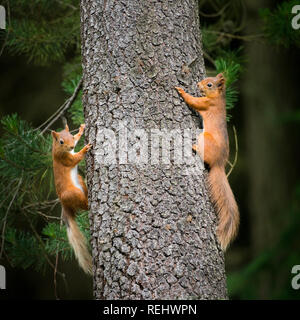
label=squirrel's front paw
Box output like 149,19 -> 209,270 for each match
77,124 -> 85,135
84,143 -> 92,152
175,87 -> 185,96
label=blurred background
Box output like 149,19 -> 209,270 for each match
0,0 -> 300,299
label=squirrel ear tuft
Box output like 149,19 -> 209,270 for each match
51,131 -> 58,140
65,124 -> 69,132
216,73 -> 225,88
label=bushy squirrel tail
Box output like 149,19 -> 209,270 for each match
208,165 -> 239,251
63,208 -> 92,275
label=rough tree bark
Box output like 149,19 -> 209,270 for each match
80,0 -> 227,299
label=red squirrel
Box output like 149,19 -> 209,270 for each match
51,124 -> 92,274
175,73 -> 239,250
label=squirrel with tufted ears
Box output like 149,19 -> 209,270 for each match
51,124 -> 93,274
175,73 -> 239,251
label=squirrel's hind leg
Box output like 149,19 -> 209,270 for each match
194,132 -> 220,167
61,188 -> 88,212
78,174 -> 88,198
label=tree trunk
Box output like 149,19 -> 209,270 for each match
80,0 -> 227,300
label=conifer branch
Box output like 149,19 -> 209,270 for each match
206,30 -> 264,42
0,154 -> 33,172
23,211 -> 67,286
227,126 -> 238,178
0,173 -> 23,260
54,209 -> 64,299
199,2 -> 230,18
40,78 -> 83,135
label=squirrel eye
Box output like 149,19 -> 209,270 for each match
59,139 -> 64,145
207,83 -> 213,88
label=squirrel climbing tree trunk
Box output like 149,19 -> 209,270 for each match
80,0 -> 228,299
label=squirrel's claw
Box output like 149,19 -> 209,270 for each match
175,87 -> 185,96
85,143 -> 92,151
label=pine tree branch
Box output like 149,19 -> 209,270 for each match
22,199 -> 60,211
0,178 -> 19,209
0,173 -> 23,260
0,155 -> 33,172
199,2 -> 230,18
22,211 -> 68,288
24,209 -> 61,221
206,30 -> 264,41
54,208 -> 64,300
36,100 -> 69,132
227,125 -> 238,178
55,0 -> 78,11
9,131 -> 48,156
203,51 -> 215,66
40,78 -> 83,135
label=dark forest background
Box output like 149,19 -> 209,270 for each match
0,0 -> 300,299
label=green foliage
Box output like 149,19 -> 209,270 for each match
260,0 -> 300,48
42,222 -> 71,261
0,115 -> 53,218
5,228 -> 47,272
215,55 -> 242,116
201,26 -> 220,56
42,212 -> 91,261
214,53 -> 242,87
6,0 -> 80,65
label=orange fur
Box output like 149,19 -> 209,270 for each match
175,73 -> 239,250
52,124 -> 93,274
